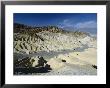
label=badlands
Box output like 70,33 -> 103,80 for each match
14,23 -> 97,75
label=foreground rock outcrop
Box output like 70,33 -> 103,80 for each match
14,56 -> 52,74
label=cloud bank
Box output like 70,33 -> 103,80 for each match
74,21 -> 97,29
58,19 -> 97,34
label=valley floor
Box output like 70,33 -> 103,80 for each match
14,47 -> 97,75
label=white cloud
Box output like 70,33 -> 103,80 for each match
63,19 -> 69,23
58,19 -> 74,29
58,20 -> 97,34
74,21 -> 97,29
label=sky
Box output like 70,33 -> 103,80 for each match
14,13 -> 97,34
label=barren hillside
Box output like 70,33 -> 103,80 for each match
14,23 -> 97,75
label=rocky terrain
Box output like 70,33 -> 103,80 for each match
14,23 -> 97,75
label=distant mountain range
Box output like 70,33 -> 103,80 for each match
14,23 -> 67,34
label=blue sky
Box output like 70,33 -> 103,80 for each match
14,13 -> 97,34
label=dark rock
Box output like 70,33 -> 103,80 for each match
14,57 -> 32,68
92,65 -> 97,69
14,56 -> 52,74
14,67 -> 50,74
36,56 -> 47,67
62,59 -> 66,62
45,64 -> 52,70
31,59 -> 35,63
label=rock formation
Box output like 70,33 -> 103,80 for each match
14,23 -> 97,75
14,56 -> 52,74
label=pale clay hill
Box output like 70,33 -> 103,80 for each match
14,24 -> 97,75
